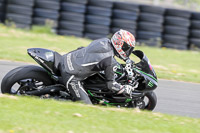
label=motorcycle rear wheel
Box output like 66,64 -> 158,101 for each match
1,65 -> 54,94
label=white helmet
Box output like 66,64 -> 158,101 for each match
111,29 -> 136,61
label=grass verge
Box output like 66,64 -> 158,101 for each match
0,25 -> 200,83
0,95 -> 199,133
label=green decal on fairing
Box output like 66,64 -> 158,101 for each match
134,68 -> 157,82
148,81 -> 154,87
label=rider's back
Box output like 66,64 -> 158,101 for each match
63,38 -> 115,80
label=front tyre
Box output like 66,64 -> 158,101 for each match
143,91 -> 157,110
1,65 -> 54,94
133,91 -> 157,111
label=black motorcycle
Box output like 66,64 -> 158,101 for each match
1,48 -> 158,110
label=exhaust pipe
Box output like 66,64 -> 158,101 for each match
26,84 -> 66,96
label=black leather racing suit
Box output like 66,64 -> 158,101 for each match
60,38 -> 123,104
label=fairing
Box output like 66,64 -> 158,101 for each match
27,48 -> 55,74
132,50 -> 158,91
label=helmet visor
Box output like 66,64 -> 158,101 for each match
122,42 -> 134,57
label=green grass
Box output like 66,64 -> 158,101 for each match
0,25 -> 200,83
0,95 -> 199,133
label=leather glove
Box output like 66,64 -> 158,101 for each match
117,85 -> 133,98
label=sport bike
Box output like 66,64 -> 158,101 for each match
1,48 -> 158,110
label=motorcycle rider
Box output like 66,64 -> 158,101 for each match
60,29 -> 136,104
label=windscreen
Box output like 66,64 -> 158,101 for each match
133,50 -> 157,80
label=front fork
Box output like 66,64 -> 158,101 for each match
129,91 -> 146,109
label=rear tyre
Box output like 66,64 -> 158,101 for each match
1,65 -> 53,94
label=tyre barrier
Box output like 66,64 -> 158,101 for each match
85,24 -> 110,35
1,0 -> 200,51
190,38 -> 200,48
162,8 -> 191,50
137,5 -> 165,47
88,0 -> 113,8
61,2 -> 86,13
140,5 -> 165,15
62,0 -> 87,4
165,9 -> 191,19
6,0 -> 34,28
0,13 -> 3,22
189,12 -> 200,49
7,0 -> 34,7
84,0 -> 113,40
35,0 -> 60,10
87,6 -> 112,17
112,19 -> 137,31
111,1 -> 139,37
57,29 -> 83,38
33,17 -> 58,29
33,0 -> 60,31
0,0 -> 6,23
57,0 -> 87,37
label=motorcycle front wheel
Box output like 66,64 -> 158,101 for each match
142,91 -> 157,111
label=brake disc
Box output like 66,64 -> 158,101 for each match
135,99 -> 145,109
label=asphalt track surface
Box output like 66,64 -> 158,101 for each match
0,60 -> 200,118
